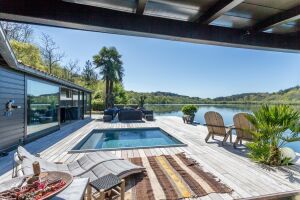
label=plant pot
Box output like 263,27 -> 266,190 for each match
182,114 -> 195,124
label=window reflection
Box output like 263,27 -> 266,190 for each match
84,92 -> 91,118
27,79 -> 59,135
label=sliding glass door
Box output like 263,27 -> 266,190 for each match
27,78 -> 59,135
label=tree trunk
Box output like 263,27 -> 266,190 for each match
268,145 -> 281,166
105,77 -> 109,109
109,80 -> 114,108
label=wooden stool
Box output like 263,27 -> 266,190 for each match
89,174 -> 125,200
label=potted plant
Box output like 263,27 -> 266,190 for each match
138,95 -> 147,109
246,105 -> 300,166
181,105 -> 198,124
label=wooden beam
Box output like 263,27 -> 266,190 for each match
195,0 -> 244,24
136,0 -> 147,15
0,0 -> 298,52
250,5 -> 300,33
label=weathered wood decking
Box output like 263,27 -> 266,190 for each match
1,116 -> 300,200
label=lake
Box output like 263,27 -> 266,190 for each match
145,104 -> 300,152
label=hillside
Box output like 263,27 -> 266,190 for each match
126,91 -> 210,104
126,86 -> 300,105
214,86 -> 300,104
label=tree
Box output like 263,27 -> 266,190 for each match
0,21 -> 33,42
64,59 -> 80,81
82,60 -> 98,86
10,40 -> 46,71
40,33 -> 64,74
247,105 -> 300,166
93,47 -> 124,108
114,83 -> 128,104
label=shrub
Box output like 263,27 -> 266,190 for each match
181,105 -> 198,116
246,104 -> 300,166
92,99 -> 105,111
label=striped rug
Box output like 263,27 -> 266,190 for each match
127,153 -> 232,200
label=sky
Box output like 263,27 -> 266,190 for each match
30,25 -> 300,98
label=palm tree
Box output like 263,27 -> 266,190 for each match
247,105 -> 300,166
93,47 -> 124,108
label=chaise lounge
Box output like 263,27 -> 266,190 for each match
13,146 -> 144,181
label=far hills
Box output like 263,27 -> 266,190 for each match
126,86 -> 300,104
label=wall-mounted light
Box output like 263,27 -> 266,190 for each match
4,99 -> 21,117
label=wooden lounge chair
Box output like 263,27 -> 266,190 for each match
204,111 -> 232,145
14,146 -> 144,181
233,113 -> 254,148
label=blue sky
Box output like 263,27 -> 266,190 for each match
31,25 -> 300,98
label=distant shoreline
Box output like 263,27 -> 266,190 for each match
118,102 -> 300,106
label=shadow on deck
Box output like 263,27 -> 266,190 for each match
0,119 -> 92,176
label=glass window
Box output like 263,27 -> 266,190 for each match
60,87 -> 73,107
27,78 -> 59,135
84,92 -> 91,118
79,91 -> 84,119
73,90 -> 79,107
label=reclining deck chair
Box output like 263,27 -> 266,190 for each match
14,146 -> 144,181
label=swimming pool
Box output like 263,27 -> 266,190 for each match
71,128 -> 186,152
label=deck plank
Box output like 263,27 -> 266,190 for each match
1,116 -> 300,199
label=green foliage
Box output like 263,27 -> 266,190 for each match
181,105 -> 198,116
138,95 -> 147,108
10,40 -> 46,71
93,47 -> 124,108
92,99 -> 105,111
82,60 -> 98,86
126,91 -> 207,104
9,36 -> 129,112
246,142 -> 270,163
214,86 -> 300,104
246,105 -> 300,166
113,83 -> 128,104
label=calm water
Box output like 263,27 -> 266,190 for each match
145,104 -> 300,152
76,128 -> 184,150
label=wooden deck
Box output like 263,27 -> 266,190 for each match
1,116 -> 300,199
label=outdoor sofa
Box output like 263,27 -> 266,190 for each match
103,107 -> 120,121
118,109 -> 143,121
138,108 -> 154,121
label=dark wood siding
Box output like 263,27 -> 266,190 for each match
0,66 -> 25,151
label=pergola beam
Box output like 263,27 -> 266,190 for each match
250,5 -> 300,33
136,0 -> 147,15
0,0 -> 298,52
195,0 -> 244,24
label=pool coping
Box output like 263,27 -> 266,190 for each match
68,127 -> 187,153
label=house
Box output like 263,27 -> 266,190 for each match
0,26 -> 92,152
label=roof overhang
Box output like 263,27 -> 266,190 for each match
0,0 -> 299,53
0,24 -> 91,93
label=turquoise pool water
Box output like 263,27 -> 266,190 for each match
73,128 -> 185,150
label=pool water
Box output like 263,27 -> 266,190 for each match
73,128 -> 185,151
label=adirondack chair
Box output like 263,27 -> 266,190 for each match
204,111 -> 233,145
233,113 -> 254,148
